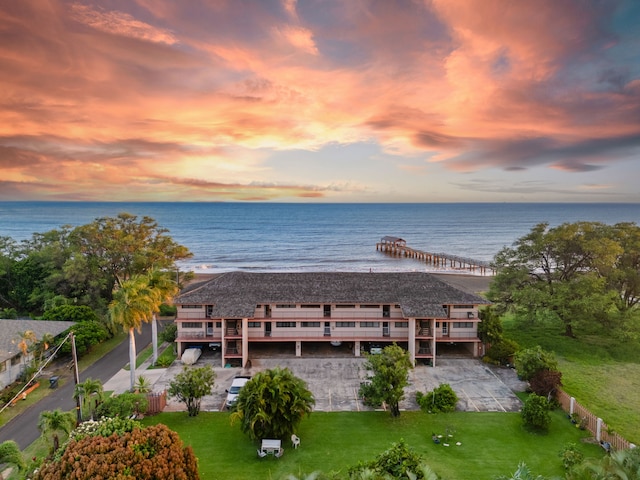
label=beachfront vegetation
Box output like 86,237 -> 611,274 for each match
168,365 -> 216,417
489,221 -> 640,339
231,367 -> 314,441
359,344 -> 413,417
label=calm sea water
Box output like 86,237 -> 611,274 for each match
0,202 -> 638,274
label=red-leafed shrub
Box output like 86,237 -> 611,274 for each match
34,424 -> 199,480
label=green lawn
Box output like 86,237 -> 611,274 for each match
502,316 -> 640,444
143,409 -> 603,480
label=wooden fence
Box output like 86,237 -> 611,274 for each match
556,388 -> 635,451
146,390 -> 167,415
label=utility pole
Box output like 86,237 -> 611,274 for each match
70,332 -> 82,424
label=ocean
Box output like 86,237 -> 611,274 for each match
0,202 -> 638,275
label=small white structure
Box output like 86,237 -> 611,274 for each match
180,347 -> 202,365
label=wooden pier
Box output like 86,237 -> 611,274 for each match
376,236 -> 495,276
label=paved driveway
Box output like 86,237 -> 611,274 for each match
153,354 -> 526,413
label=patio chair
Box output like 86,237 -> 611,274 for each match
275,448 -> 284,458
291,434 -> 301,449
257,449 -> 267,458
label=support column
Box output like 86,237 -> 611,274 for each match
354,341 -> 361,357
221,319 -> 226,368
408,318 -> 416,366
295,340 -> 302,357
242,318 -> 249,368
431,319 -> 437,367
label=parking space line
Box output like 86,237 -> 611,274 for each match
484,388 -> 507,412
460,388 -> 480,411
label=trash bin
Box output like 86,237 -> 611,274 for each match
49,376 -> 59,389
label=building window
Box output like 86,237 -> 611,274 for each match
181,305 -> 201,309
360,304 -> 380,309
335,322 -> 355,327
182,322 -> 203,329
248,322 -> 261,328
301,304 -> 321,309
335,305 -> 355,309
360,322 -> 380,327
276,304 -> 296,308
0,361 -> 6,372
394,322 -> 408,328
452,305 -> 474,309
276,322 -> 297,328
453,322 -> 474,328
206,305 -> 213,317
216,322 -> 222,328
11,355 -> 21,366
301,322 -> 321,327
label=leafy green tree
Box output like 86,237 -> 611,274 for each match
529,370 -> 562,399
489,222 -> 623,337
486,339 -> 519,365
34,423 -> 199,480
109,274 -> 157,392
38,409 -> 76,453
416,383 -> 458,413
514,346 -> 558,382
168,365 -> 216,417
56,321 -> 108,357
0,440 -> 26,479
359,344 -> 412,417
478,306 -> 504,345
42,305 -> 100,323
160,323 -> 177,343
608,222 -> 640,312
69,213 -> 191,302
73,378 -> 104,421
231,367 -> 314,440
521,394 -> 551,431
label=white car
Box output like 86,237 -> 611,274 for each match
180,347 -> 202,365
225,376 -> 250,409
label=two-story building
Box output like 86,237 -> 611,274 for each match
173,271 -> 490,367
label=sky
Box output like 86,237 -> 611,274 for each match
1,0 -> 640,203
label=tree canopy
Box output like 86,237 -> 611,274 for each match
230,367 -> 314,440
488,221 -> 640,338
168,365 -> 216,417
358,344 -> 413,417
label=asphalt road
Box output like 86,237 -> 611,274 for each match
0,324 -> 152,450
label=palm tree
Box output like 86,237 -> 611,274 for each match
568,448 -> 640,480
496,462 -> 549,480
73,377 -> 104,420
38,409 -> 76,453
0,440 -> 26,479
14,330 -> 37,368
109,274 -> 156,392
231,367 -> 315,441
147,269 -> 178,365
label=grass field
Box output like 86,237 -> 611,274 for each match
143,409 -> 603,480
502,316 -> 640,444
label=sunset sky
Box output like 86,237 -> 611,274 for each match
1,0 -> 639,203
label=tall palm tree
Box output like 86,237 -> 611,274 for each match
0,440 -> 25,479
73,377 -> 104,420
38,409 -> 76,453
109,274 -> 156,392
147,268 -> 178,365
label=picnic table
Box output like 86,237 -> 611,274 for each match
261,439 -> 282,456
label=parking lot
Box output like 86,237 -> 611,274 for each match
153,352 -> 527,413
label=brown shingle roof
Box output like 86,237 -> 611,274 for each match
0,319 -> 74,363
174,272 -> 490,318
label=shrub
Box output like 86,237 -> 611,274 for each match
521,394 -> 551,431
514,346 -> 558,381
35,423 -> 199,480
559,442 -> 584,470
529,370 -> 562,398
348,439 -> 426,479
486,339 -> 519,365
416,383 -> 458,413
158,304 -> 177,317
95,392 -> 148,419
159,323 -> 177,343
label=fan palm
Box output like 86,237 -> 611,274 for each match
38,409 -> 76,453
109,274 -> 157,392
